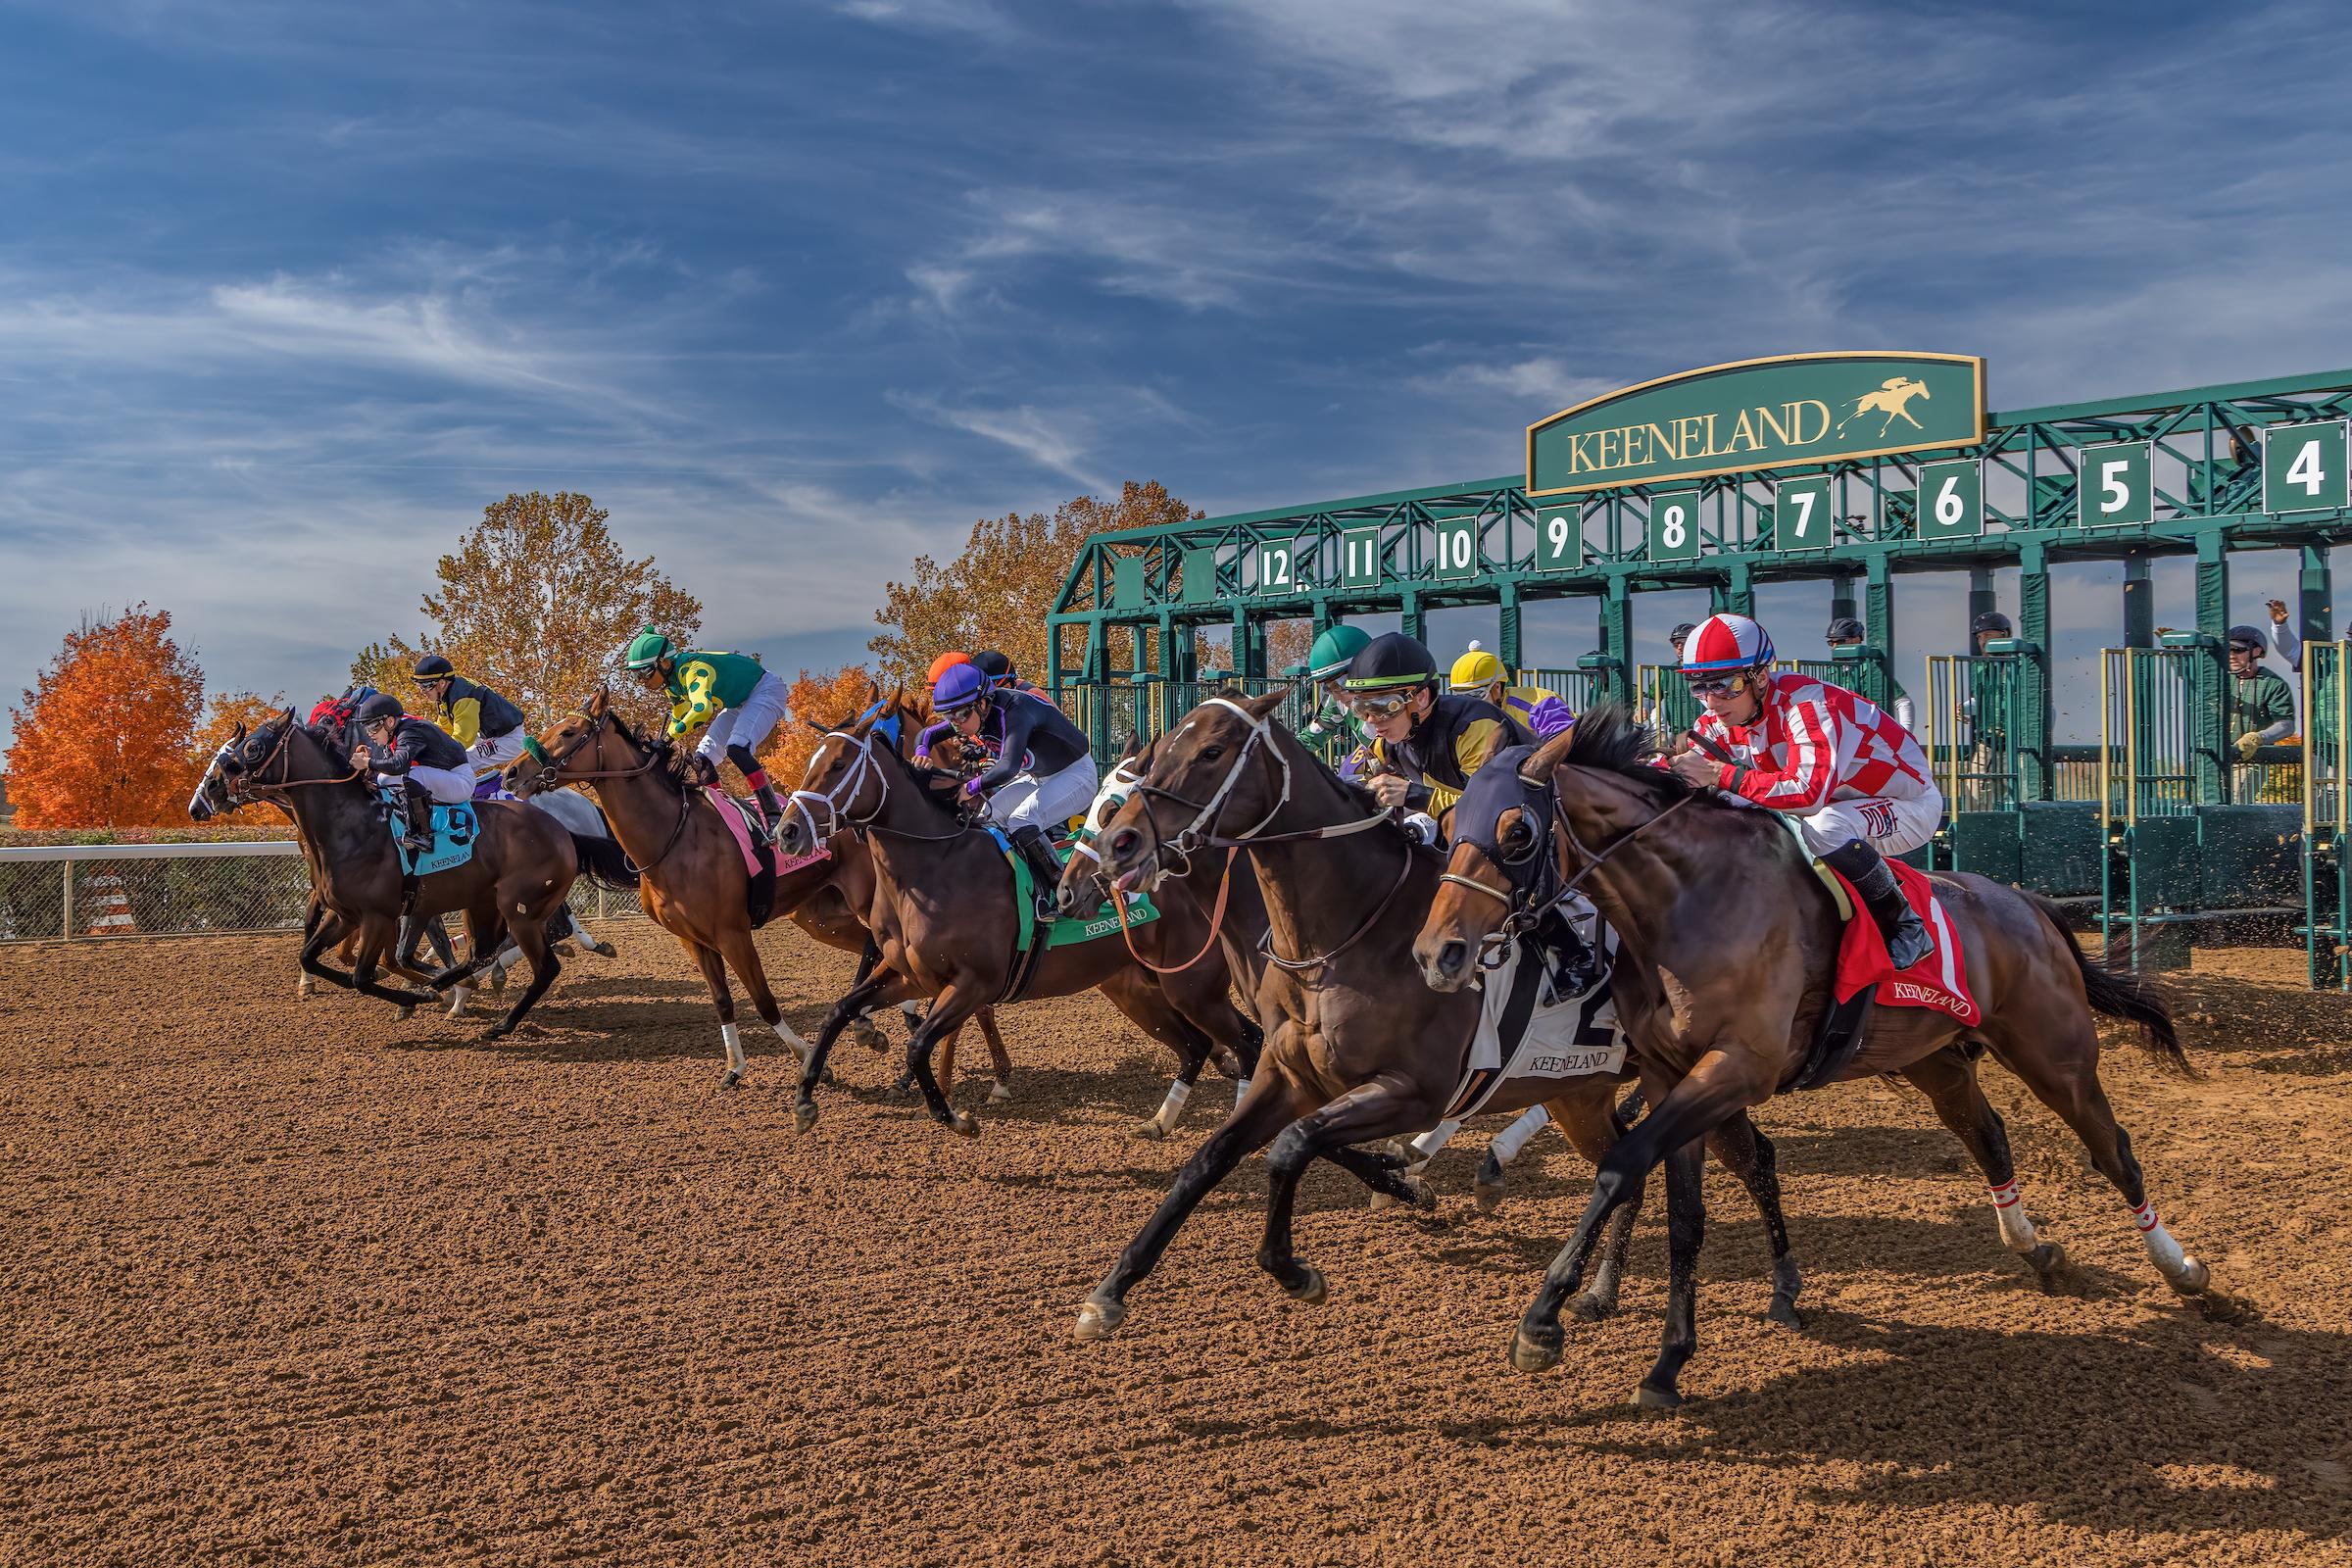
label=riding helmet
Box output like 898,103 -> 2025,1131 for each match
413,654 -> 455,680
1824,616 -> 1866,644
2229,624 -> 2270,652
972,650 -> 1016,687
1448,645 -> 1504,692
1669,621 -> 1698,652
1342,632 -> 1439,692
932,662 -> 991,711
621,626 -> 674,670
1306,623 -> 1371,682
355,693 -> 405,726
1971,611 -> 2013,637
1681,613 -> 1776,673
926,650 -> 971,686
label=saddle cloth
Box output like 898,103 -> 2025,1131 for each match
379,791 -> 478,878
1443,927 -> 1628,1121
1828,858 -> 1980,1026
710,790 -> 828,880
985,826 -> 1158,958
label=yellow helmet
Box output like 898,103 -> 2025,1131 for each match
1448,647 -> 1503,693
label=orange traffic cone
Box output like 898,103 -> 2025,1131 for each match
83,873 -> 137,936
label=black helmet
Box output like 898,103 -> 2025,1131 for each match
1341,632 -> 1439,692
1669,621 -> 1698,649
1825,616 -> 1866,643
971,650 -> 1015,686
413,654 -> 454,680
1972,611 -> 2013,636
356,693 -> 404,726
2228,623 -> 2269,652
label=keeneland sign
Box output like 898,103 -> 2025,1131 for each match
1526,351 -> 1986,497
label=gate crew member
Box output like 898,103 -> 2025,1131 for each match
2227,622 -> 2297,764
1667,612 -> 1942,969
413,656 -> 530,775
621,627 -> 793,836
1825,617 -> 1913,732
934,661 -> 1099,920
1448,642 -> 1575,738
349,692 -> 474,856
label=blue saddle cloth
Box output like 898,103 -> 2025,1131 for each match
378,789 -> 480,878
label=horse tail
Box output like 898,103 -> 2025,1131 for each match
2022,889 -> 2195,1080
571,831 -> 640,892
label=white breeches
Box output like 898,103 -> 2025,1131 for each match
380,764 -> 475,805
467,729 -> 527,772
695,670 -> 792,762
989,755 -> 1101,835
1795,787 -> 1942,858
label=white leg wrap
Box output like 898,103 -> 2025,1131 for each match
2132,1199 -> 2193,1279
1234,1077 -> 1250,1102
1411,1119 -> 1462,1160
1152,1078 -> 1192,1130
1490,1104 -> 1550,1163
1988,1179 -> 2038,1252
771,1018 -> 810,1061
446,985 -> 470,1018
720,1022 -> 747,1075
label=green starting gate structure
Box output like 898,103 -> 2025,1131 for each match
1047,354 -> 2352,979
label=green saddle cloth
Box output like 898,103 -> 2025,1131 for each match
986,826 -> 1159,954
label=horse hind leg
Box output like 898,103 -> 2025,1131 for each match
1473,1102 -> 1553,1214
482,913 -> 561,1041
977,1007 -> 1013,1102
1903,1047 -> 2074,1295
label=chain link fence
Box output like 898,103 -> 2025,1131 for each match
0,841 -> 646,945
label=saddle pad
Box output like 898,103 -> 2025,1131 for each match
1829,859 -> 1980,1025
711,791 -> 794,878
382,793 -> 478,879
1444,933 -> 1627,1121
1776,813 -> 1855,922
985,826 -> 1159,959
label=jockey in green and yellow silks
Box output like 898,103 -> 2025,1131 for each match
620,626 -> 793,833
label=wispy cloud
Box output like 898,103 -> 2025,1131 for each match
888,391 -> 1108,492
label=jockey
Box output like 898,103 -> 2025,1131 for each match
620,626 -> 792,835
1342,632 -> 1533,820
1666,612 -> 1941,969
927,650 -> 972,689
412,655 -> 529,773
1300,623 -> 1371,748
348,692 -> 474,855
932,661 -> 1098,920
971,650 -> 1043,694
1448,642 -> 1575,738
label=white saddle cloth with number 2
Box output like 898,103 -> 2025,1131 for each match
1443,916 -> 1628,1120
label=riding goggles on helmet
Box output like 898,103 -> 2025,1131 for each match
1347,690 -> 1417,721
1683,670 -> 1755,698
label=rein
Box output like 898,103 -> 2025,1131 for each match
791,726 -> 972,846
224,721 -> 361,804
1113,845 -> 1238,975
540,707 -> 694,872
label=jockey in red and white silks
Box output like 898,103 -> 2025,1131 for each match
1668,612 -> 1942,968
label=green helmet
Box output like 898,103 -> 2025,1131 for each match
621,625 -> 675,671
1306,623 -> 1371,681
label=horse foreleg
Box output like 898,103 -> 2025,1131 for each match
1257,1079 -> 1446,1304
1076,1073 -> 1306,1343
1701,1111 -> 1804,1327
1541,1086 -> 1643,1318
481,913 -> 560,1042
903,983 -> 988,1137
975,1006 -> 1013,1102
686,942 -> 745,1088
713,923 -> 818,1083
1638,1139 -> 1709,1411
795,966 -> 908,1132
346,913 -> 438,1010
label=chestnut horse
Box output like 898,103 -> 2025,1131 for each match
1415,705 -> 2232,1409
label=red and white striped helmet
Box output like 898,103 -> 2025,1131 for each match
1679,612 -> 1776,674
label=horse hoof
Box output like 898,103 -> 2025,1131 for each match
1397,1175 -> 1438,1212
2170,1256 -> 2211,1297
794,1102 -> 818,1134
1509,1324 -> 1563,1374
1768,1295 -> 1807,1330
850,1021 -> 886,1052
1567,1292 -> 1612,1323
397,1005 -> 416,1022
719,1068 -> 742,1091
1130,1120 -> 1167,1143
2193,1284 -> 2246,1323
1283,1264 -> 1327,1305
988,1082 -> 1013,1103
1073,1296 -> 1126,1343
2025,1241 -> 2075,1295
950,1112 -> 982,1140
481,1025 -> 510,1043
1474,1180 -> 1504,1214
1634,1382 -> 1685,1413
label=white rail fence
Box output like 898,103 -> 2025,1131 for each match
0,841 -> 643,944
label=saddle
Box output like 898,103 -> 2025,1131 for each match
710,792 -> 799,929
987,826 -> 1160,1003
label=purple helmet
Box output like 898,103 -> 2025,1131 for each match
932,661 -> 991,711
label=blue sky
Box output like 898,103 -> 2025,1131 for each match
5,0 -> 2351,747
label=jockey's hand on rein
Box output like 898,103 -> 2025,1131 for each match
1669,749 -> 1722,787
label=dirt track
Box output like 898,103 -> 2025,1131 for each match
3,923 -> 2348,1566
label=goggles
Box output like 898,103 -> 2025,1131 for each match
941,699 -> 985,720
1346,690 -> 1418,721
1683,670 -> 1755,698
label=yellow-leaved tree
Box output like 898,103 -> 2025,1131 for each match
7,606 -> 206,828
869,481 -> 1200,691
351,492 -> 702,734
757,664 -> 881,795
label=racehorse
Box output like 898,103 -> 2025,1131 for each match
1070,690 -> 1801,1343
506,729 -> 1017,1099
1414,704 -> 2233,1409
776,695 -> 1261,1140
196,713 -> 586,1037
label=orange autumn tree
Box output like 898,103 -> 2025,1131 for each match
7,605 -> 207,828
758,664 -> 880,794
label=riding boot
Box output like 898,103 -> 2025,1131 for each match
754,783 -> 784,842
401,779 -> 436,855
1536,907 -> 1606,999
1010,825 -> 1065,922
1822,837 -> 1935,970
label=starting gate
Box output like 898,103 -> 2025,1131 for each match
2304,642 -> 2352,987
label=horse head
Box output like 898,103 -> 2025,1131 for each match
777,691 -> 905,858
1054,730 -> 1156,917
1414,723 -> 1577,991
1094,686 -> 1292,895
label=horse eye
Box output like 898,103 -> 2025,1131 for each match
1199,746 -> 1224,762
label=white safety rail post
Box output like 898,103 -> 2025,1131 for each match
60,858 -> 73,941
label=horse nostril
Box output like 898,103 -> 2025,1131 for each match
1438,940 -> 1467,976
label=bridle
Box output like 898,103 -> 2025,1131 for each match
215,718 -> 361,806
788,726 -> 969,846
535,705 -> 693,872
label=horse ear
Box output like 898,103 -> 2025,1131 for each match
1519,722 -> 1579,785
1477,720 -> 1511,773
1244,685 -> 1290,720
866,677 -> 881,706
589,685 -> 611,715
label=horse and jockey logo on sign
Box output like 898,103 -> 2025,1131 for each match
1834,376 -> 1933,439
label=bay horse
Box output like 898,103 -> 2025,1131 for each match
1414,704 -> 2232,1409
1072,690 -> 1802,1342
506,725 -> 1015,1097
776,696 -> 1261,1140
197,712 -> 583,1037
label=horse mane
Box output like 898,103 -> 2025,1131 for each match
600,705 -> 686,795
1561,701 -> 1690,799
1289,728 -> 1384,815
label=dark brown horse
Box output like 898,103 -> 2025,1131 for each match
1073,690 -> 1802,1342
777,696 -> 1261,1140
1415,705 -> 2232,1408
195,712 -> 580,1037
